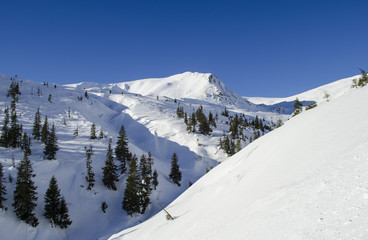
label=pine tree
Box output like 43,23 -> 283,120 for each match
115,125 -> 130,174
41,115 -> 49,143
102,138 -> 118,190
196,106 -> 212,135
32,108 -> 41,140
73,125 -> 79,137
21,132 -> 32,155
0,107 -> 10,147
43,176 -> 61,227
43,176 -> 72,229
122,155 -> 141,216
152,169 -> 158,190
139,154 -> 152,214
8,99 -> 22,148
99,129 -> 104,139
292,98 -> 303,117
56,197 -> 72,229
90,122 -> 97,140
169,153 -> 182,187
44,123 -> 59,160
0,162 -> 6,210
13,151 -> 39,227
85,145 -> 95,190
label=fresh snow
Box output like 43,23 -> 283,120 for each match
110,78 -> 368,240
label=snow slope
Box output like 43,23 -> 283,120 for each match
110,81 -> 368,239
245,74 -> 358,105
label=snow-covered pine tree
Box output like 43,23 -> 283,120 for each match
0,107 -> 9,147
13,151 -> 39,227
44,123 -> 59,160
169,153 -> 182,187
41,115 -> 49,143
90,122 -> 97,140
0,162 -> 6,210
115,124 -> 130,174
85,145 -> 95,190
32,108 -> 41,140
43,176 -> 72,229
102,138 -> 118,190
122,154 -> 141,216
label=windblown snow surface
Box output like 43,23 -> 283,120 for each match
110,81 -> 368,239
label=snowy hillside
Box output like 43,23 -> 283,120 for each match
0,72 -> 291,240
246,74 -> 358,105
110,79 -> 368,239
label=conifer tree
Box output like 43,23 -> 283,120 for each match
9,99 -> 22,148
85,145 -> 95,190
73,125 -> 79,137
44,176 -> 72,228
292,98 -> 303,117
44,123 -> 59,160
32,108 -> 41,140
90,122 -> 97,140
0,162 -> 6,210
139,154 -> 152,214
115,125 -> 130,174
41,115 -> 49,143
208,111 -> 216,127
99,129 -> 104,139
169,153 -> 182,187
196,106 -> 212,135
0,107 -> 9,147
13,151 -> 38,227
152,169 -> 159,190
122,155 -> 141,216
21,132 -> 32,155
57,197 -> 72,229
102,138 -> 118,190
43,176 -> 60,227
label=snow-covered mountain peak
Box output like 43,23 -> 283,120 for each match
115,72 -> 247,106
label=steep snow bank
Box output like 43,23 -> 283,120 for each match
110,84 -> 368,240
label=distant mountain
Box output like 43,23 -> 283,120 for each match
109,76 -> 368,240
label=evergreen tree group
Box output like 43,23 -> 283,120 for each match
44,176 -> 72,229
122,152 -> 157,215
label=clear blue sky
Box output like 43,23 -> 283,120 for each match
1,0 -> 367,97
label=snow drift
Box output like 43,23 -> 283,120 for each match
110,81 -> 368,240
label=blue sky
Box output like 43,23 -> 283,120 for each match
1,0 -> 367,97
